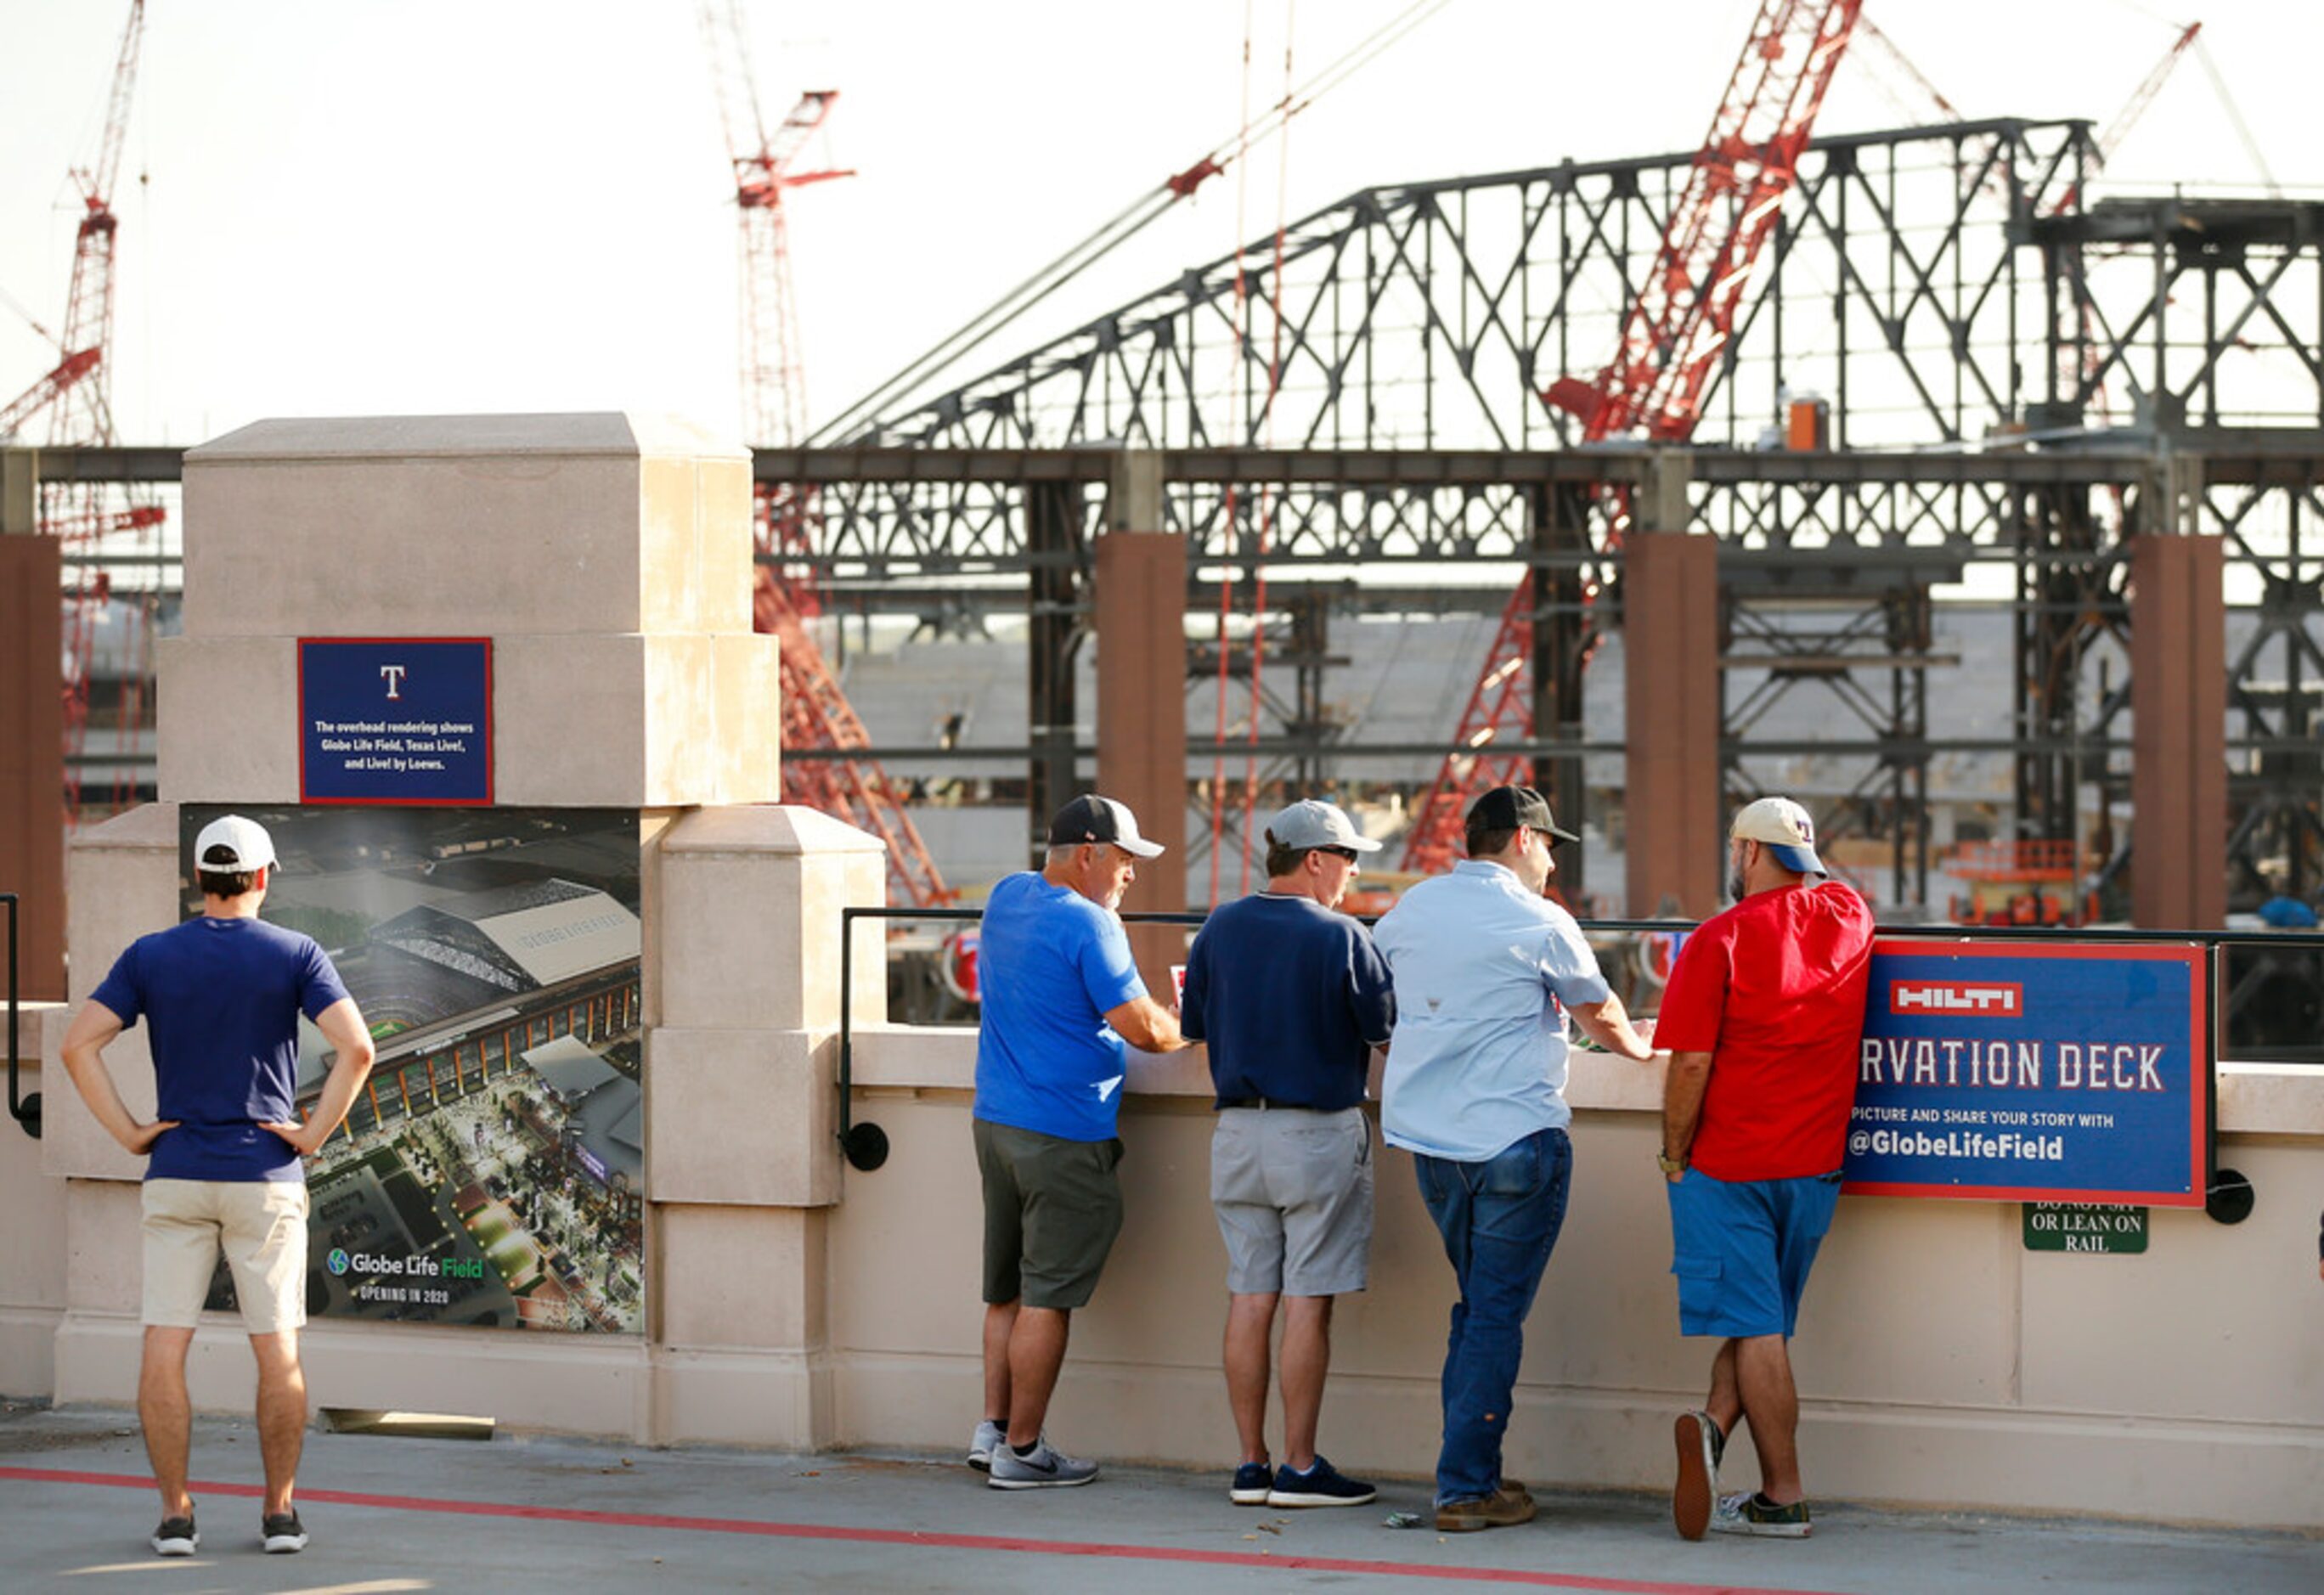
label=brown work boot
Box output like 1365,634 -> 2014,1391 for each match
1435,1485 -> 1537,1532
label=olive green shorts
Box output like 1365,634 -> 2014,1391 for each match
973,1117 -> 1125,1310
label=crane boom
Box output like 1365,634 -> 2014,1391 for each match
698,4 -> 951,907
3,0 -> 146,445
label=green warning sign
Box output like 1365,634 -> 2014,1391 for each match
2022,1202 -> 2149,1254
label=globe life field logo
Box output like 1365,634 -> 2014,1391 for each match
327,1248 -> 351,1276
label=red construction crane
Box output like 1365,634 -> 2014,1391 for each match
698,4 -> 954,905
2053,20 -> 2203,216
1401,0 -> 1864,874
1,2 -> 144,446
2,0 -> 164,820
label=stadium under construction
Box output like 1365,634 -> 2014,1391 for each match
6,12 -> 2322,1052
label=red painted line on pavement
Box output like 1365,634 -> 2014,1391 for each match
1,1464 -> 1836,1594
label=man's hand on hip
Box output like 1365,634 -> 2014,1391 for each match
119,1118 -> 179,1156
260,1114 -> 331,1158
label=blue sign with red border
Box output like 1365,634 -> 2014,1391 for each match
299,638 -> 494,805
1842,939 -> 2207,1207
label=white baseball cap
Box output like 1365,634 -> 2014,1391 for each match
1266,798 -> 1381,854
1730,797 -> 1825,876
194,814 -> 277,874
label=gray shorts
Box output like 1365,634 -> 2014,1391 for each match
1210,1106 -> 1374,1297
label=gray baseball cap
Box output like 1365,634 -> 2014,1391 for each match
1265,798 -> 1381,854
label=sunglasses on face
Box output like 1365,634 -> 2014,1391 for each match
1320,846 -> 1361,862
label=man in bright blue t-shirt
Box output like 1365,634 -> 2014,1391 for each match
969,795 -> 1188,1491
61,815 -> 376,1560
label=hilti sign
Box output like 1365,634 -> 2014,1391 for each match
1889,981 -> 2023,1017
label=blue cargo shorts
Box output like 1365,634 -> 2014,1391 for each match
1665,1167 -> 1842,1339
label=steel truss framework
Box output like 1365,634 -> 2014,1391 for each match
37,120 -> 2324,906
38,437 -> 2324,908
774,114 -> 2324,912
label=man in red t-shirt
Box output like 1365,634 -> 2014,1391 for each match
1653,797 -> 1871,1542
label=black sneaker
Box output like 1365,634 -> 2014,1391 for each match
1265,1454 -> 1376,1508
151,1513 -> 198,1557
1230,1461 -> 1272,1505
262,1511 -> 309,1553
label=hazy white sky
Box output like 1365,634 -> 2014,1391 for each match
3,0 -> 2316,450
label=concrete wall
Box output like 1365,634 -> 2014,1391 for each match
30,413 -> 829,1438
837,1034 -> 2324,1530
8,411 -> 2316,1533
0,1005 -> 68,1397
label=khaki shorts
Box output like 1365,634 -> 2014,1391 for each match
142,1178 -> 310,1335
1211,1106 -> 1374,1297
973,1118 -> 1125,1311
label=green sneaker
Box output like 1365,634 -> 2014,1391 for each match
1712,1490 -> 1811,1539
1672,1411 -> 1725,1540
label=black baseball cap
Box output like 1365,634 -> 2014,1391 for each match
1046,794 -> 1166,859
1465,785 -> 1580,844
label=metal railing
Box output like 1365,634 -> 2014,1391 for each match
4,893 -> 36,1140
836,906 -> 1207,1170
837,902 -> 2323,1209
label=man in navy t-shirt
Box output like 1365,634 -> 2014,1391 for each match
1181,798 -> 1395,1512
969,796 -> 1187,1490
60,814 -> 376,1559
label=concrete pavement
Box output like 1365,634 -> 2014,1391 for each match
2,1402 -> 2316,1593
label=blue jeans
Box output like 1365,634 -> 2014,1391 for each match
1413,1127 -> 1573,1505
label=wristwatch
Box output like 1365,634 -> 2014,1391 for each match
1656,1149 -> 1687,1176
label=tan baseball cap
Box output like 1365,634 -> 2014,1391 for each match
1730,797 -> 1825,876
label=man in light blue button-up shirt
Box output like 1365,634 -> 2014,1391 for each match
1374,786 -> 1656,1530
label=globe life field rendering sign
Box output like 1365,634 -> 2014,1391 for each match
1842,940 -> 2208,1208
182,797 -> 647,1335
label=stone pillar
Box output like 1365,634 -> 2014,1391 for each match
645,806 -> 885,1447
47,414 -> 874,1441
1622,530 -> 1723,919
0,470 -> 66,998
1093,450 -> 1187,991
2129,532 -> 2227,928
1094,531 -> 1187,994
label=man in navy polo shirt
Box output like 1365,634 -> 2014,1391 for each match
60,815 -> 377,1559
969,795 -> 1188,1490
1181,798 -> 1395,1510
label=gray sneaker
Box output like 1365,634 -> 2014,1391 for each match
967,1419 -> 1006,1472
987,1435 -> 1099,1490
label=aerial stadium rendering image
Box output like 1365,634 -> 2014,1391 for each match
179,806 -> 645,1335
